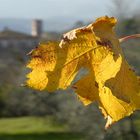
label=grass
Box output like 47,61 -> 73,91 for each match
0,116 -> 84,140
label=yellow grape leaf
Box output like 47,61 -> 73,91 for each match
27,28 -> 98,91
73,71 -> 99,106
26,16 -> 140,129
98,60 -> 140,129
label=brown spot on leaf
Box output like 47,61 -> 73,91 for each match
95,81 -> 99,88
96,39 -> 113,50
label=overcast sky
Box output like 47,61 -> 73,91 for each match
0,0 -> 113,19
0,0 -> 139,20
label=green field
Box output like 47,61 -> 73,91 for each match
0,117 -> 84,140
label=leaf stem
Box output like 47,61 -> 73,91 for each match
119,34 -> 140,43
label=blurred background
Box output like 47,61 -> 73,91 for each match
0,0 -> 140,140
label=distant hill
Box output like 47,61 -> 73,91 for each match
0,17 -> 82,34
0,19 -> 31,34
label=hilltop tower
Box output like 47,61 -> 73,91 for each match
31,19 -> 42,37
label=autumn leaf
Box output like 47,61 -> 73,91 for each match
26,16 -> 140,129
27,29 -> 98,91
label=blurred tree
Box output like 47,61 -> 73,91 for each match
107,0 -> 140,38
1,87 -> 60,117
109,0 -> 137,19
120,19 -> 140,35
56,93 -> 140,140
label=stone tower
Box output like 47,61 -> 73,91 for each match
31,19 -> 42,37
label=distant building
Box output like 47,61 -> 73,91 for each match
31,20 -> 42,37
0,19 -> 43,48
